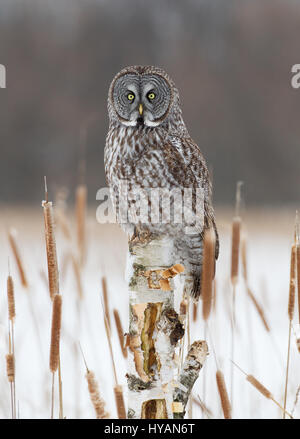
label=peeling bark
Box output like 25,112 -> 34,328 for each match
173,340 -> 208,419
126,235 -> 207,419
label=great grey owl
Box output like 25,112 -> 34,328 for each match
104,65 -> 219,300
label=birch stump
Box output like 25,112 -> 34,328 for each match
126,233 -> 208,419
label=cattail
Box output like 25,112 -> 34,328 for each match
241,236 -> 248,282
76,184 -> 87,266
7,275 -> 16,321
246,287 -> 270,332
42,190 -> 59,300
296,338 -> 300,353
113,309 -> 127,358
288,244 -> 297,321
246,373 -> 292,418
231,182 -> 243,285
6,354 -> 15,383
49,294 -> 62,373
101,277 -> 111,330
216,370 -> 231,419
114,385 -> 126,419
193,396 -> 213,418
193,302 -> 198,322
56,208 -> 72,241
232,360 -> 293,418
86,370 -> 109,419
246,374 -> 272,399
201,228 -> 216,320
180,299 -> 187,316
297,244 -> 300,324
231,217 -> 241,285
8,229 -> 28,288
71,255 -> 83,299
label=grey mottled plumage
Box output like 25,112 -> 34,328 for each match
104,65 -> 219,300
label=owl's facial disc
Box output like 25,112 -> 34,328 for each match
112,73 -> 171,127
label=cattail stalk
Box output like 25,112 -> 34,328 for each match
49,294 -> 62,419
72,255 -> 83,299
230,182 -> 242,411
8,229 -> 28,288
202,228 -> 216,320
76,184 -> 87,266
216,370 -> 231,419
42,180 -> 59,300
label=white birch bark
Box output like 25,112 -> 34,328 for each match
126,234 -> 208,419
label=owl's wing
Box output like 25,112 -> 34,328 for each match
163,135 -> 219,260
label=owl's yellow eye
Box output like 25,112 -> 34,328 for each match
127,93 -> 135,101
148,92 -> 156,100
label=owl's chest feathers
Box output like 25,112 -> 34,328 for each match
106,125 -> 168,184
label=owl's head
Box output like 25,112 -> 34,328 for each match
108,66 -> 178,128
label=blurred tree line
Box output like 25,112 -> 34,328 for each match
0,0 -> 299,206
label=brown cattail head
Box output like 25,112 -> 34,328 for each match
297,244 -> 300,324
231,216 -> 241,285
216,370 -> 231,419
86,370 -> 109,419
49,294 -> 62,373
201,228 -> 216,320
42,200 -> 59,300
71,255 -> 83,299
193,302 -> 198,322
6,354 -> 15,383
8,229 -> 28,288
113,309 -> 127,359
114,385 -> 126,419
246,287 -> 270,332
7,275 -> 16,321
180,299 -> 187,316
246,374 -> 272,399
101,277 -> 111,330
288,244 -> 297,321
76,184 -> 87,266
241,235 -> 248,283
296,338 -> 300,353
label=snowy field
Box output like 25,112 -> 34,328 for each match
0,205 -> 298,419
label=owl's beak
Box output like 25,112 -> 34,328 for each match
138,104 -> 143,116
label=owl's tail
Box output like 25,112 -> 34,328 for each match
177,234 -> 204,302
190,271 -> 202,300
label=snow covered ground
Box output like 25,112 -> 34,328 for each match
0,205 -> 298,419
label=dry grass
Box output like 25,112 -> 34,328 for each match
0,202 -> 299,419
216,370 -> 231,419
201,227 -> 216,321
